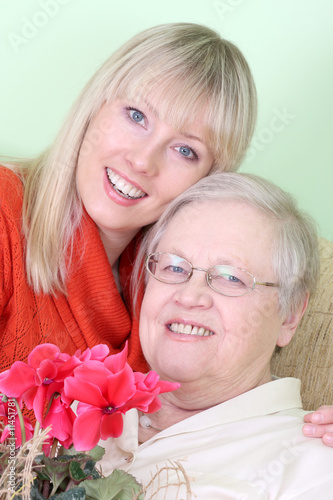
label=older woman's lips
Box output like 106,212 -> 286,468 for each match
168,323 -> 214,337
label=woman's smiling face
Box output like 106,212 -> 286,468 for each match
76,98 -> 214,240
139,200 -> 293,405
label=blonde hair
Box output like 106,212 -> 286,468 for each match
134,173 -> 319,317
8,23 -> 257,294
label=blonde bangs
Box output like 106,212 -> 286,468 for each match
99,25 -> 256,172
108,70 -> 219,158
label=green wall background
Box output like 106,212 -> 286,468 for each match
1,0 -> 332,240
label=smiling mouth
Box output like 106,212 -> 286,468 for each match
106,168 -> 147,200
168,323 -> 214,337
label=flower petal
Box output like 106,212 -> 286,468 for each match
100,412 -> 123,439
90,344 -> 110,361
122,390 -> 157,413
72,408 -> 103,451
106,366 -> 135,407
28,344 -> 60,368
64,377 -> 108,408
71,361 -> 111,394
155,379 -> 181,394
103,341 -> 128,373
0,362 -> 35,398
31,385 -> 48,423
35,359 -> 58,385
55,355 -> 82,381
43,397 -> 76,445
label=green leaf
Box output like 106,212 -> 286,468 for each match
30,482 -> 48,500
81,469 -> 143,500
36,469 -> 52,481
34,453 -> 46,464
43,456 -> 71,494
69,461 -> 88,482
83,460 -> 101,480
86,445 -> 105,462
58,453 -> 89,463
49,486 -> 86,499
62,445 -> 105,462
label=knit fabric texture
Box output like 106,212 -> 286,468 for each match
0,166 -> 148,373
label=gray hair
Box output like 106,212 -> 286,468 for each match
134,173 -> 319,317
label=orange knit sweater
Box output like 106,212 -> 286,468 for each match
0,166 -> 148,373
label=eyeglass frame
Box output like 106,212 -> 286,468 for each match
145,252 -> 279,297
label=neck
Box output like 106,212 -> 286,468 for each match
98,228 -> 139,267
140,370 -> 273,440
138,393 -> 202,444
141,392 -> 206,433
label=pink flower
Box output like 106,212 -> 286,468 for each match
0,398 -> 33,448
63,343 -> 180,451
43,396 -> 76,449
132,371 -> 180,414
0,362 -> 36,398
74,344 -> 110,363
0,344 -> 81,423
0,342 -> 181,454
64,360 -> 136,450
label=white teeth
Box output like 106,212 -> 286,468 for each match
106,168 -> 147,199
121,184 -> 132,195
183,324 -> 192,334
128,188 -> 138,197
169,323 -> 214,337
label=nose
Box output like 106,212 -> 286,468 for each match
173,271 -> 213,309
125,138 -> 159,176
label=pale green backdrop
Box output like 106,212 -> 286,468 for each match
1,0 -> 332,240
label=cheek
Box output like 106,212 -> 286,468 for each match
79,114 -> 118,161
139,279 -> 174,333
139,283 -> 161,335
79,132 -> 108,161
226,295 -> 279,340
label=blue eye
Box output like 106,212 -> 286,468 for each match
226,275 -> 240,283
168,265 -> 185,274
174,146 -> 199,161
128,108 -> 145,124
179,147 -> 191,157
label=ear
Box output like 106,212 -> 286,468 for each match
277,291 -> 309,347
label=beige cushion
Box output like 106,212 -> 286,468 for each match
271,238 -> 333,410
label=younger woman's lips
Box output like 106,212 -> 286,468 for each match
103,169 -> 147,206
106,167 -> 147,198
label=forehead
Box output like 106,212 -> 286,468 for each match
156,200 -> 275,272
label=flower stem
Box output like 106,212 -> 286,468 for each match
42,479 -> 50,498
13,398 -> 26,447
50,438 -> 59,458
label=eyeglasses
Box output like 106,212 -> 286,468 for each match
145,252 -> 279,297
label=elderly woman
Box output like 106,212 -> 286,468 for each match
99,173 -> 333,498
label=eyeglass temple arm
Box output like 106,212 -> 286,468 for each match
256,281 -> 279,288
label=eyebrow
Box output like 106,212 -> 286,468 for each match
143,99 -> 205,145
162,249 -> 240,268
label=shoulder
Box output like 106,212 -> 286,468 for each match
0,165 -> 24,194
0,165 -> 24,219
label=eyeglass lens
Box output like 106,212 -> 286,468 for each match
146,253 -> 255,297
